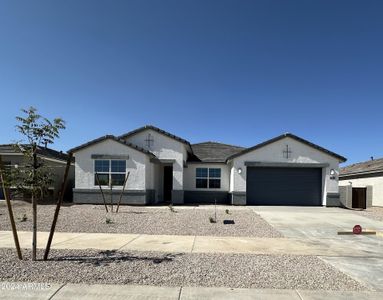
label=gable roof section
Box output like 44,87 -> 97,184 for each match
0,144 -> 70,162
189,142 -> 245,163
68,135 -> 156,157
119,125 -> 190,146
340,157 -> 383,177
226,133 -> 347,162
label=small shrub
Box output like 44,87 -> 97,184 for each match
105,217 -> 113,224
20,214 -> 28,222
225,209 -> 230,215
168,204 -> 177,213
209,216 -> 217,223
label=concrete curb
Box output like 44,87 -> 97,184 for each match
0,282 -> 382,300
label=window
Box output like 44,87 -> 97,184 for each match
94,159 -> 126,186
196,168 -> 221,189
209,168 -> 221,188
196,168 -> 208,188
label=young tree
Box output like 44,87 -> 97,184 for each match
11,107 -> 65,260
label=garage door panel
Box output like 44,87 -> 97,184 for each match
246,167 -> 322,205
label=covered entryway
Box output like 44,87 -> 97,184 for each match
246,167 -> 322,205
163,165 -> 173,203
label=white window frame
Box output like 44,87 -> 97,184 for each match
94,159 -> 126,187
196,167 -> 221,189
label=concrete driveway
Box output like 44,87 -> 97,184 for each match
253,206 -> 383,291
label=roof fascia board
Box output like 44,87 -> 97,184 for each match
119,125 -> 191,147
227,134 -> 346,163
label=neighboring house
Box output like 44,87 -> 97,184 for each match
0,144 -> 74,201
339,158 -> 383,208
69,125 -> 346,206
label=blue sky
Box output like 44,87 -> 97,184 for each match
0,0 -> 382,165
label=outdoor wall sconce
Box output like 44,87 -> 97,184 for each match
330,169 -> 336,180
238,168 -> 242,174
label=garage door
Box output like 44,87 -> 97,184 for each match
246,167 -> 322,205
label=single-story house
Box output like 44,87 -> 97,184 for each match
0,144 -> 75,201
339,157 -> 383,208
69,125 -> 346,206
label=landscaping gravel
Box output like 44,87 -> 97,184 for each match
353,207 -> 383,222
0,202 -> 282,237
0,248 -> 366,291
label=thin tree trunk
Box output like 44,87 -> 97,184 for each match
116,172 -> 130,213
32,147 -> 37,261
95,172 -> 108,213
110,183 -> 113,212
44,153 -> 73,260
0,155 -> 22,259
31,193 -> 37,260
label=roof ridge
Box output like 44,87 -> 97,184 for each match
226,133 -> 347,162
192,141 -> 245,148
341,157 -> 383,169
119,125 -> 190,145
68,135 -> 156,157
0,143 -> 69,161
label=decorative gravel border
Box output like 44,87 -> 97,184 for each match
352,207 -> 383,222
0,202 -> 282,237
0,248 -> 367,291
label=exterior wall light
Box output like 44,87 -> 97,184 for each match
238,168 -> 242,174
330,169 -> 336,180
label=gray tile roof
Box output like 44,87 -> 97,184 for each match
0,144 -> 71,162
68,135 -> 156,157
340,157 -> 383,177
189,142 -> 245,163
119,125 -> 190,145
227,133 -> 347,162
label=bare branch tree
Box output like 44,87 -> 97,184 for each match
10,107 -> 65,261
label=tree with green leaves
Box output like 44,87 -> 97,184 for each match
10,107 -> 65,260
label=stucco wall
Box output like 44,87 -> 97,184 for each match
183,163 -> 230,191
73,139 -> 148,190
340,176 -> 383,207
123,129 -> 187,190
230,137 -> 341,205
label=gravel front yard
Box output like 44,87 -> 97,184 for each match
0,202 -> 282,237
353,207 -> 383,222
0,248 -> 366,291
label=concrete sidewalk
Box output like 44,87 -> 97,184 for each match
1,282 -> 382,300
1,230 -> 382,257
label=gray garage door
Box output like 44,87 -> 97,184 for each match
246,167 -> 322,205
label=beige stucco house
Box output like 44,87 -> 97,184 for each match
69,125 -> 346,206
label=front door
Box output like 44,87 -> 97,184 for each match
163,166 -> 173,203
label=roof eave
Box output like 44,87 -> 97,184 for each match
119,125 -> 191,146
226,133 -> 347,163
68,135 -> 155,158
340,169 -> 383,178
